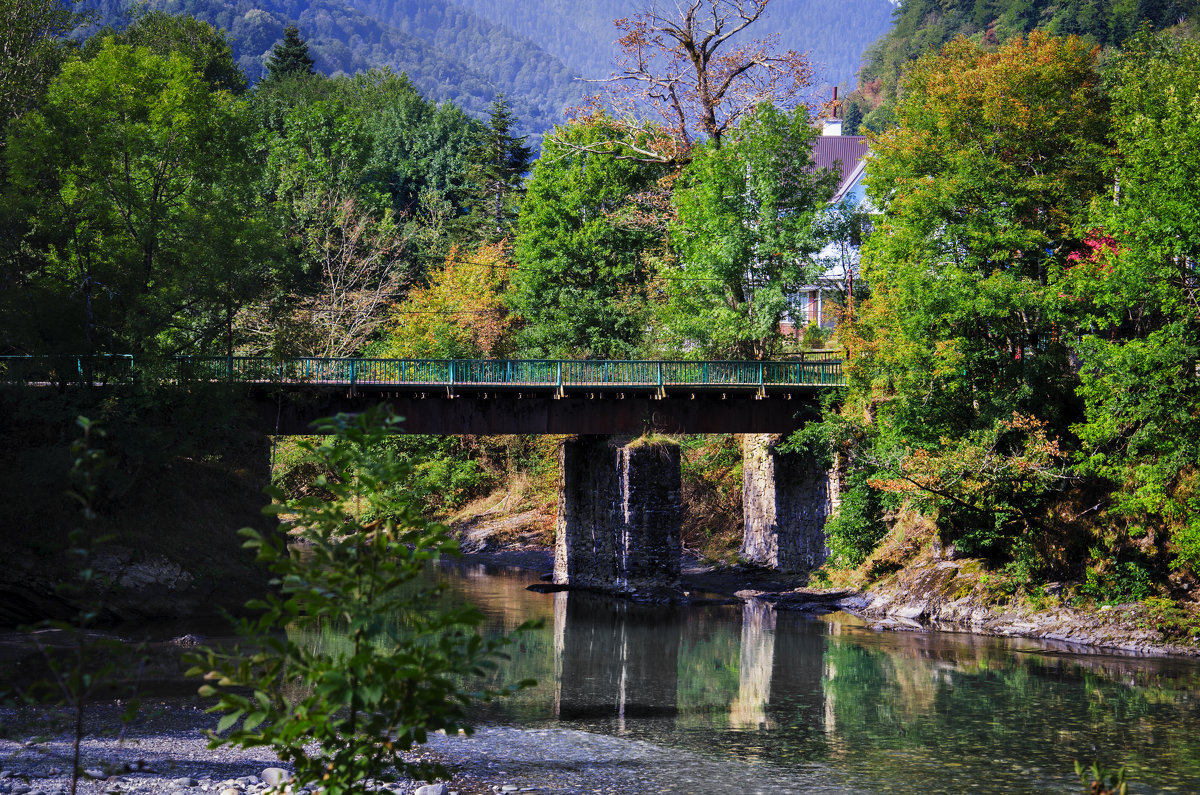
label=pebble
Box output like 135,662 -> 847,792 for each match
260,770 -> 290,789
414,784 -> 447,795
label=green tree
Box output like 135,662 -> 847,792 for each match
511,113 -> 669,358
190,407 -> 532,792
832,32 -> 1109,563
1067,30 -> 1200,575
0,0 -> 85,137
264,24 -> 315,82
858,32 -> 1108,441
664,103 -> 834,359
82,11 -> 246,94
475,93 -> 533,240
5,39 -> 270,356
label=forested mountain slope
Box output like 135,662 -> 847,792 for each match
84,0 -> 896,137
851,0 -> 1200,130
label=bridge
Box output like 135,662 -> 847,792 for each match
0,353 -> 844,434
3,353 -> 846,592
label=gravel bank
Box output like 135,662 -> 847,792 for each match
0,703 -> 861,795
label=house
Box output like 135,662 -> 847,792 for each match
784,98 -> 872,335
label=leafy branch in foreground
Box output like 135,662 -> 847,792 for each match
189,407 -> 534,791
20,417 -> 144,795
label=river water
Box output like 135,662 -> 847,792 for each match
425,561 -> 1200,795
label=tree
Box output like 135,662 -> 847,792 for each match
827,33 -> 1109,566
475,94 -> 533,240
191,407 -> 532,793
0,0 -> 85,140
382,243 -> 515,359
83,11 -> 247,94
5,39 -> 270,356
663,103 -> 834,359
856,32 -> 1108,441
512,113 -> 669,358
603,0 -> 814,152
1067,30 -> 1200,575
264,24 -> 315,82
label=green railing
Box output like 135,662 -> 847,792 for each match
0,354 -> 133,386
1,354 -> 845,388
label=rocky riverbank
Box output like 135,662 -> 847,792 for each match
455,519 -> 1200,657
0,703 -> 856,795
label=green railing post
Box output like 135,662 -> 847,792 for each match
657,361 -> 663,389
556,361 -> 563,390
226,354 -> 233,381
449,360 -> 455,385
757,361 -> 763,388
350,359 -> 357,386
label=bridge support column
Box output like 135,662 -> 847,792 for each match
554,435 -> 682,595
740,433 -> 838,571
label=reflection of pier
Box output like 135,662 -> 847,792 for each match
729,600 -> 777,729
553,592 -> 681,728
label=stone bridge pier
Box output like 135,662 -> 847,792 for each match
740,433 -> 839,571
552,432 -> 839,592
553,435 -> 681,596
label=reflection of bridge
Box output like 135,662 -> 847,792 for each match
0,354 -> 843,435
4,353 -> 845,588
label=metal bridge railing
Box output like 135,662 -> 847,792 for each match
1,354 -> 845,388
0,354 -> 134,386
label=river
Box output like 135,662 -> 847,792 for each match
406,561 -> 1200,795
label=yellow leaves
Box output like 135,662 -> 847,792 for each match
384,243 -> 515,359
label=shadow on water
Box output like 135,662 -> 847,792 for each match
444,562 -> 1200,795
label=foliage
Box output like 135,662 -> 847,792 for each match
840,34 -> 1110,568
1066,31 -> 1200,576
0,0 -> 87,143
5,38 -> 270,357
511,113 -> 669,358
83,10 -> 247,93
20,418 -> 143,795
868,413 -> 1072,557
664,103 -> 834,358
190,407 -> 533,790
382,243 -> 515,359
264,24 -> 314,82
1075,760 -> 1128,795
824,469 -> 887,568
1079,558 -> 1154,605
853,0 -> 1199,133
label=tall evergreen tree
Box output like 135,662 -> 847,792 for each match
264,25 -> 315,82
478,94 -> 532,239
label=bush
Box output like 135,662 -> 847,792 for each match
1080,558 -> 1154,605
824,471 -> 886,568
190,407 -> 533,790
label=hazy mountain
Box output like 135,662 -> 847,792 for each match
86,0 -> 897,137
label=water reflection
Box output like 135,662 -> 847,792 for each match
553,592 -> 680,724
451,563 -> 1200,794
729,600 -> 774,729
